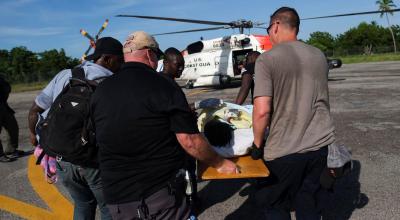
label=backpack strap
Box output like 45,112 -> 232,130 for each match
35,150 -> 46,165
71,67 -> 85,80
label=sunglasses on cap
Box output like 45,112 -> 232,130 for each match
145,47 -> 164,60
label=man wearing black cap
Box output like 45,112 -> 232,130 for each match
28,37 -> 123,220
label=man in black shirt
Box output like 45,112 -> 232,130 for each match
161,46 -> 203,211
235,51 -> 260,105
161,47 -> 185,81
0,75 -> 20,162
91,31 -> 238,220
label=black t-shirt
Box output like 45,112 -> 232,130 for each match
0,76 -> 11,104
159,72 -> 181,90
91,62 -> 199,204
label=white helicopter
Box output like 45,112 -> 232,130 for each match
117,8 -> 400,88
174,33 -> 273,88
117,15 -> 275,88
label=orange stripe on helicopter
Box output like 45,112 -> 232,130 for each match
252,35 -> 273,51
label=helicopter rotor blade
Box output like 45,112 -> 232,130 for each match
80,29 -> 95,42
153,26 -> 228,36
84,45 -> 92,55
254,22 -> 268,26
95,19 -> 109,40
116,14 -> 232,26
81,45 -> 93,61
253,26 -> 267,30
302,8 -> 400,20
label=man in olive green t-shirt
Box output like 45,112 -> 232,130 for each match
251,7 -> 335,220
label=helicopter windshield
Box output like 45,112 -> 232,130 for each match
187,41 -> 204,54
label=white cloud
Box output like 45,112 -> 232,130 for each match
0,26 -> 66,37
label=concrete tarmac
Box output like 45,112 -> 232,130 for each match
1,61 -> 399,219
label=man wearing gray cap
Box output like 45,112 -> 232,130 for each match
91,31 -> 238,220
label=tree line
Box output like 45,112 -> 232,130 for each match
307,0 -> 399,56
0,47 -> 79,84
306,21 -> 400,56
1,21 -> 399,84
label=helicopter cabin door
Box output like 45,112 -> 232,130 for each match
214,55 -> 228,76
232,49 -> 253,77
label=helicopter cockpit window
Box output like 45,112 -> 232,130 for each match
187,41 -> 204,54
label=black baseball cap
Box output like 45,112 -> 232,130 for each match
86,37 -> 123,61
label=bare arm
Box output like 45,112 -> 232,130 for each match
176,133 -> 238,174
235,73 -> 252,105
28,102 -> 45,146
252,96 -> 272,147
189,103 -> 196,112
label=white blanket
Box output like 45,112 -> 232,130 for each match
212,128 -> 254,158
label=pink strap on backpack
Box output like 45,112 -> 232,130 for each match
34,145 -> 58,184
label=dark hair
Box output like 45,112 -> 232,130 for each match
204,119 -> 233,147
164,47 -> 181,61
270,7 -> 300,34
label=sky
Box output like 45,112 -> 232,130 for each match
1,0 -> 400,58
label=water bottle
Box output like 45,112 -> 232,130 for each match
185,170 -> 193,196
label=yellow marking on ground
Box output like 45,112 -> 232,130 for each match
0,156 -> 73,219
0,196 -> 53,220
187,88 -> 214,97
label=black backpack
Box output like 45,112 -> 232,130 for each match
38,67 -> 102,166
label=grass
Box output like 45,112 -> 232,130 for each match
338,53 -> 400,64
12,81 -> 48,93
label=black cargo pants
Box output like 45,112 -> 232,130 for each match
0,103 -> 19,155
107,185 -> 190,220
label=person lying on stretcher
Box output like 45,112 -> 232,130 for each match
204,118 -> 254,158
195,100 -> 268,158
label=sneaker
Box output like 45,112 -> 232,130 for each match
0,155 -> 15,162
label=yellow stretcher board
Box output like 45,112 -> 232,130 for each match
198,155 -> 270,180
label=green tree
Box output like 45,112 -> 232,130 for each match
336,21 -> 391,55
67,57 -> 80,69
376,0 -> 397,53
37,49 -> 79,81
391,24 -> 400,46
0,50 -> 11,80
38,49 -> 65,81
1,46 -> 83,84
306,32 -> 335,54
9,47 -> 38,83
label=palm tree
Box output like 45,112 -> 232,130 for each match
376,0 -> 397,53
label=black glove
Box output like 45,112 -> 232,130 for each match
250,142 -> 264,160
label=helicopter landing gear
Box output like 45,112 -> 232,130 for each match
185,80 -> 194,89
219,75 -> 231,88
